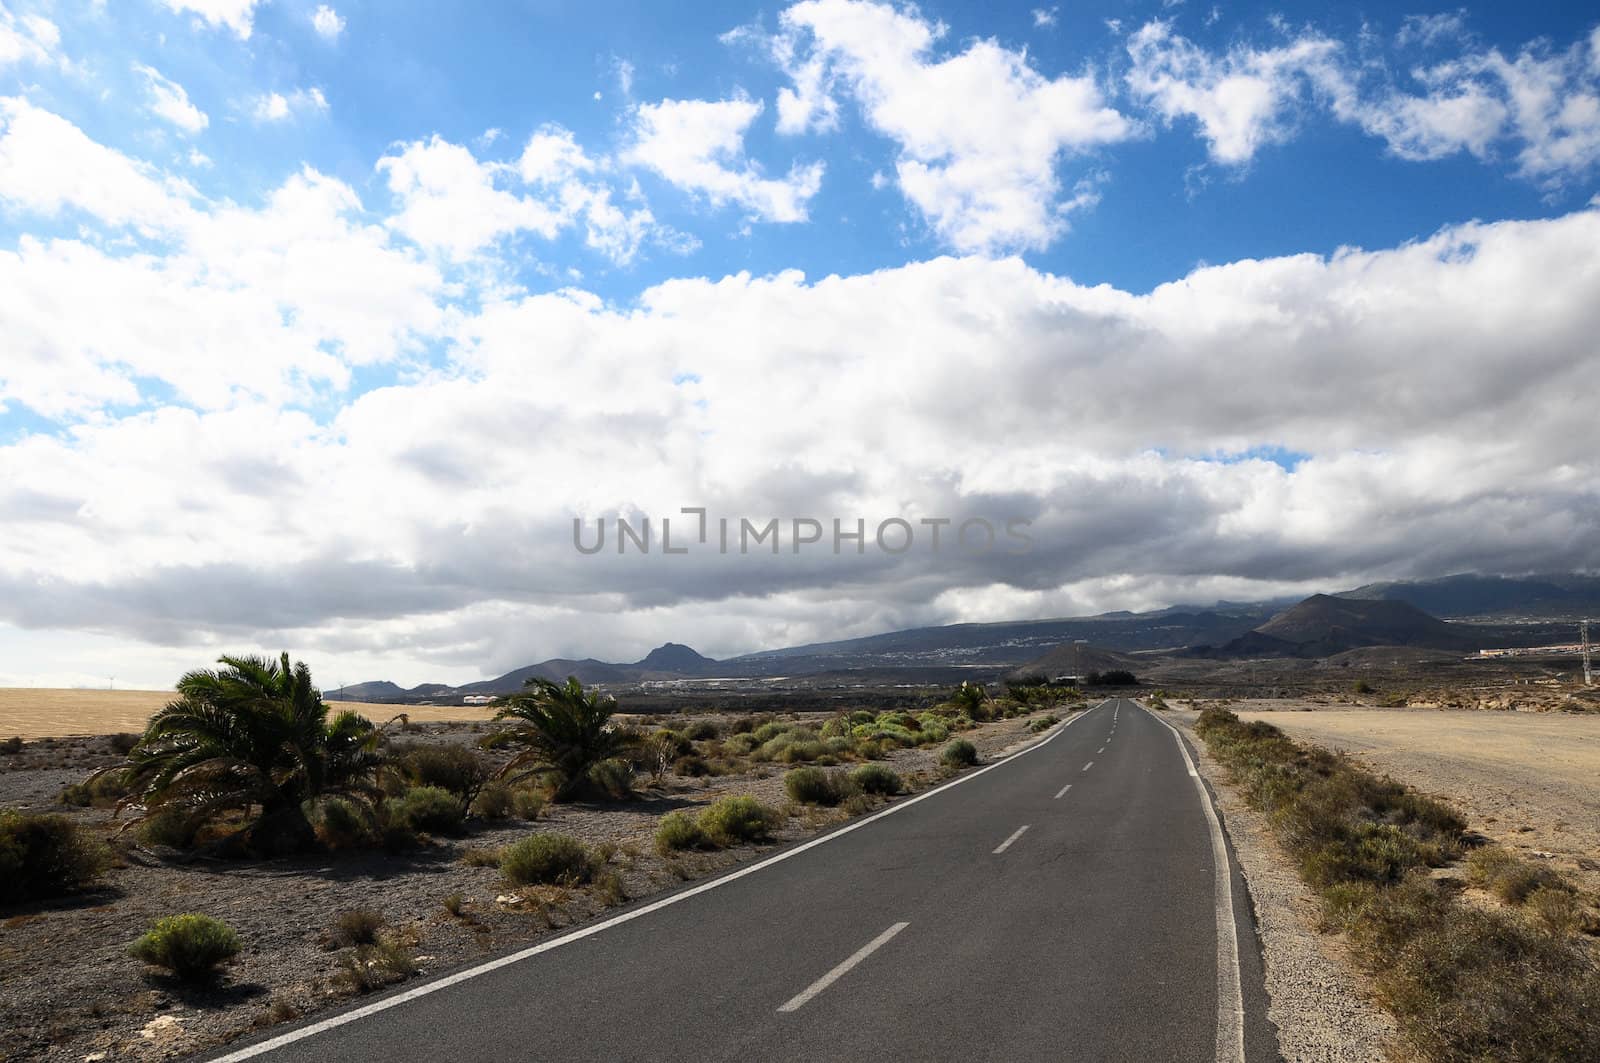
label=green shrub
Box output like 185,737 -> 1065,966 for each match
501,834 -> 592,886
1466,847 -> 1560,904
940,739 -> 978,768
335,938 -> 417,994
315,797 -> 373,849
511,788 -> 546,821
751,721 -> 792,744
460,845 -> 502,868
673,754 -> 711,777
59,768 -> 132,807
472,781 -> 514,820
0,808 -> 110,903
332,908 -> 384,947
1029,714 -> 1059,733
586,757 -> 634,799
698,796 -> 781,847
127,914 -> 241,981
389,743 -> 490,810
785,766 -> 841,806
137,806 -> 201,849
655,811 -> 707,854
684,720 -> 719,741
392,786 -> 466,836
723,733 -> 760,757
851,763 -> 903,796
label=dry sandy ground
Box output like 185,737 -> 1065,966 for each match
0,709 -> 1066,1062
1228,701 -> 1600,895
0,690 -> 496,740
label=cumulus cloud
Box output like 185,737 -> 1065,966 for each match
0,3 -> 60,69
160,0 -> 259,39
759,0 -> 1132,252
251,87 -> 329,123
624,95 -> 824,222
311,4 -> 345,41
3,172 -> 1598,680
1126,16 -> 1600,182
135,64 -> 208,134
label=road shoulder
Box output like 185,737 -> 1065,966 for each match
1169,709 -> 1397,1062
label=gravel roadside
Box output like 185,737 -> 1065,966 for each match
1168,708 -> 1397,1063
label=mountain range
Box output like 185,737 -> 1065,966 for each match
327,572 -> 1599,701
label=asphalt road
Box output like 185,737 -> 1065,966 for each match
207,699 -> 1278,1062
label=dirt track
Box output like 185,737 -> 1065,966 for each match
1232,703 -> 1600,894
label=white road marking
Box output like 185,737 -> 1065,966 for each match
1053,783 -> 1073,799
1097,745 -> 1105,753
777,922 -> 909,1013
1082,760 -> 1094,771
1142,702 -> 1246,1063
207,706 -> 1106,1062
992,825 -> 1030,854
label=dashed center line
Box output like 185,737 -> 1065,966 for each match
992,825 -> 1030,854
1082,761 -> 1094,772
1053,783 -> 1073,799
778,922 -> 909,1013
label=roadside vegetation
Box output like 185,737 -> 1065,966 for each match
1195,707 -> 1600,1061
2,659 -> 1076,1059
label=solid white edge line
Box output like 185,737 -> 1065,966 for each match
991,824 -> 1030,854
1141,702 -> 1246,1063
207,703 -> 1108,1062
1081,760 -> 1094,771
776,921 -> 909,1013
1053,783 -> 1072,799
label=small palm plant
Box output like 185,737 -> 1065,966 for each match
950,681 -> 992,719
122,653 -> 381,854
493,676 -> 630,801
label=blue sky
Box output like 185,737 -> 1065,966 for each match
1,1 -> 1598,686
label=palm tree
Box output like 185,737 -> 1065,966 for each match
493,676 -> 630,800
123,653 -> 381,854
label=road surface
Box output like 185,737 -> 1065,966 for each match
205,698 -> 1277,1062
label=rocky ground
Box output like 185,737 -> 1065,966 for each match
0,708 -> 1062,1063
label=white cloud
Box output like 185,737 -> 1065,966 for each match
0,96 -> 197,234
767,0 -> 1132,252
378,134 -> 570,260
160,0 -> 259,40
1126,20 -> 1339,165
624,96 -> 824,223
4,205 -> 1600,682
1128,17 -> 1600,182
311,4 -> 345,41
1032,8 -> 1057,30
0,3 -> 60,69
135,64 -> 208,135
251,87 -> 329,123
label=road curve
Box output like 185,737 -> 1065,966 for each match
202,699 -> 1277,1062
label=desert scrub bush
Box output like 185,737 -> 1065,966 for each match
501,833 -> 593,886
595,869 -> 627,905
391,786 -> 466,836
1195,707 -> 1600,1061
1466,847 -> 1561,905
511,787 -> 546,821
388,743 -> 491,813
315,797 -> 372,849
851,763 -> 903,796
751,720 -> 793,744
722,733 -> 761,757
335,938 -> 418,994
940,739 -> 978,768
332,908 -> 385,947
655,811 -> 708,855
461,845 -> 502,868
0,736 -> 22,754
1028,715 -> 1059,733
586,757 -> 634,799
698,796 -> 782,847
683,720 -> 719,741
471,780 -> 514,820
59,768 -> 132,807
0,808 -> 110,903
137,806 -> 203,849
673,754 -> 711,777
1526,886 -> 1583,937
128,914 -> 241,981
785,766 -> 842,806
